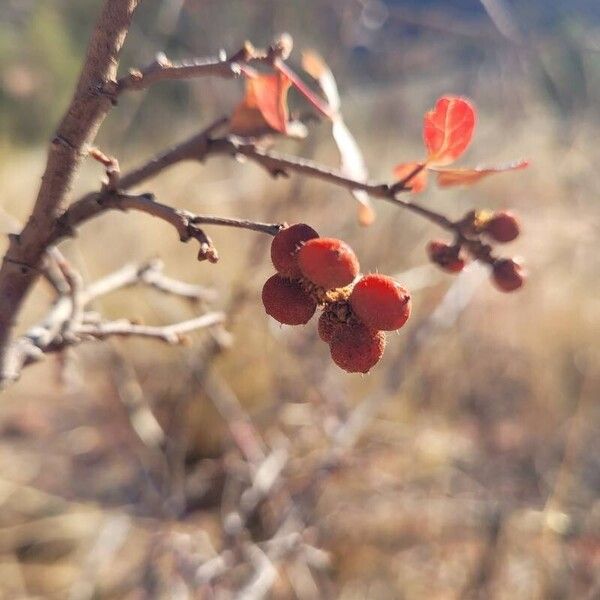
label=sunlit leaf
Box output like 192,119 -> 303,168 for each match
393,161 -> 428,193
301,50 -> 340,113
230,71 -> 291,137
424,96 -> 476,167
432,159 -> 529,188
303,50 -> 375,225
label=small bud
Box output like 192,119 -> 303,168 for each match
485,211 -> 520,243
427,240 -> 465,273
274,33 -> 293,59
492,258 -> 526,292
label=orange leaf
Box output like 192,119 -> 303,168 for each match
424,96 -> 476,166
230,71 -> 291,137
432,159 -> 529,188
393,162 -> 428,193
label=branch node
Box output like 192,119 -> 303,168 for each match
51,135 -> 76,151
7,233 -> 21,245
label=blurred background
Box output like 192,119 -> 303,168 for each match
1,1 -> 599,598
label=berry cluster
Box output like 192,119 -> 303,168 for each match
262,224 -> 411,373
426,210 -> 526,293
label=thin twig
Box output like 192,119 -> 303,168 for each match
76,312 -> 225,344
1,260 -> 222,385
113,36 -> 295,96
56,191 -> 284,263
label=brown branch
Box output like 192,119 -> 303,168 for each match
55,192 -> 284,263
113,35 -> 296,97
206,137 -> 454,231
0,0 -> 141,366
63,128 -> 452,246
115,52 -> 241,94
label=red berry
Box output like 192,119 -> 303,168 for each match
492,259 -> 526,292
329,323 -> 386,374
349,274 -> 411,331
261,274 -> 316,325
317,311 -> 340,343
485,211 -> 520,243
427,240 -> 465,273
271,223 -> 319,279
297,238 -> 359,289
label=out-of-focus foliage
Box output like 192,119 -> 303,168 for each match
2,0 -> 600,146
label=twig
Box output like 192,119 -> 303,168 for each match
139,259 -> 218,302
61,128 -> 455,251
54,254 -> 85,337
112,35 -> 297,97
1,260 -> 222,385
115,52 -> 241,94
56,192 -> 284,263
75,312 -> 225,344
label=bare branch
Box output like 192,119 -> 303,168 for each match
115,52 -> 241,94
138,259 -> 218,302
54,254 -> 85,337
1,260 -> 222,386
55,192 -> 284,262
76,312 -> 226,344
113,36 -> 296,97
63,127 -> 452,247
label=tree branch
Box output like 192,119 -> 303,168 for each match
115,53 -> 241,94
0,0 -> 141,365
55,191 -> 284,263
112,36 -> 295,97
75,313 -> 226,344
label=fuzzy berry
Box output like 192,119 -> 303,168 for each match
427,240 -> 465,273
492,259 -> 526,292
271,223 -> 319,279
329,323 -> 386,374
262,274 -> 317,325
349,274 -> 411,331
317,311 -> 340,343
297,238 -> 359,289
485,211 -> 520,243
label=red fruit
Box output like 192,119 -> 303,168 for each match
485,211 -> 520,243
271,223 -> 319,279
349,274 -> 411,331
317,311 -> 339,343
261,274 -> 316,325
329,323 -> 386,374
492,259 -> 526,292
297,238 -> 359,289
427,240 -> 465,273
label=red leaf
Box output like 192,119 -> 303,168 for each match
230,71 -> 291,137
392,162 -> 428,193
424,96 -> 476,166
432,159 -> 529,188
